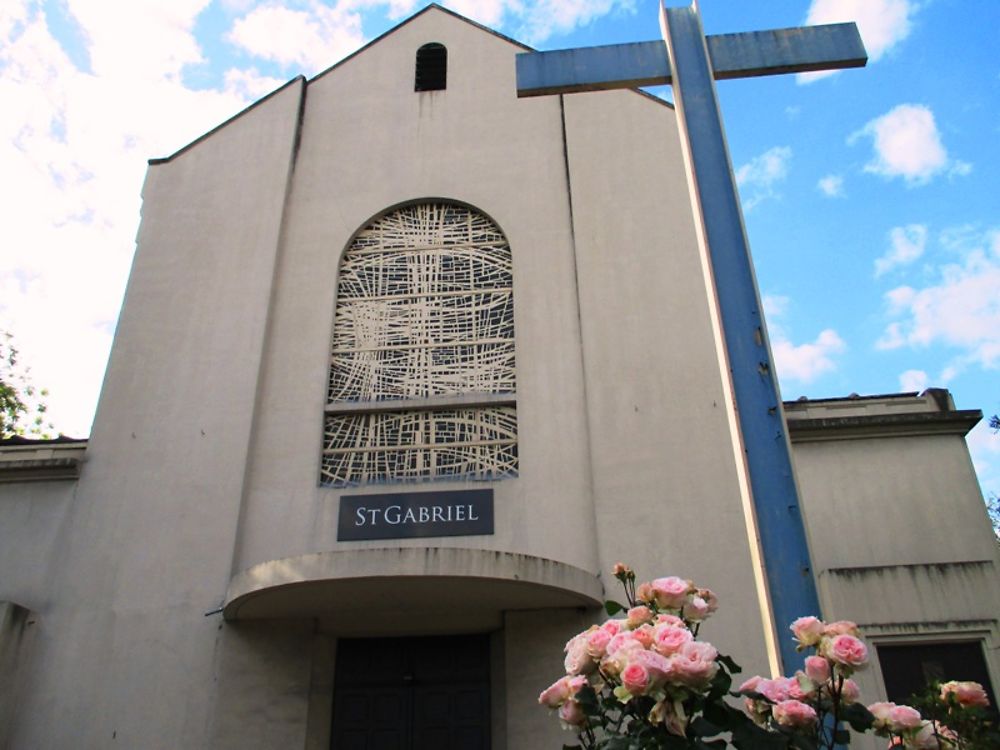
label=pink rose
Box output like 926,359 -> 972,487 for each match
868,702 -> 897,732
790,616 -> 825,647
626,606 -> 655,629
651,576 -> 691,610
655,613 -> 687,628
738,675 -> 763,694
910,720 -> 957,750
826,634 -> 868,670
612,562 -> 631,577
636,582 -> 654,603
585,627 -> 612,658
804,655 -> 830,684
539,678 -> 569,708
602,633 -> 642,676
564,635 -> 596,675
671,641 -> 718,688
622,662 -> 652,695
887,704 -> 923,732
824,620 -> 859,637
696,588 -> 719,615
772,699 -> 818,728
631,624 -> 654,649
558,699 -> 587,727
940,680 -> 989,708
538,675 -> 587,707
652,624 -> 693,656
600,619 -> 624,636
839,679 -> 860,704
685,596 -> 710,621
756,677 -> 796,703
605,632 -> 637,656
630,648 -> 673,686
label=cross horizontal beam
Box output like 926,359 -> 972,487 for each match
516,23 -> 866,97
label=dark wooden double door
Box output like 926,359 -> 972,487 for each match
331,635 -> 490,750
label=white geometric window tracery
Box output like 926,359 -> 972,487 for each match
321,202 -> 517,486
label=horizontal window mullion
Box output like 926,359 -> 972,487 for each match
346,240 -> 507,255
331,338 -> 512,355
326,392 -> 516,414
323,439 -> 518,455
335,287 -> 512,303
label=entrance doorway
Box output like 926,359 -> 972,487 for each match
331,634 -> 491,749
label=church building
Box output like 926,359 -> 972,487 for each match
1,6 -> 997,748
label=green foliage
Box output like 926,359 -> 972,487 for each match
0,330 -> 53,438
907,683 -> 1000,750
987,494 -> 1000,545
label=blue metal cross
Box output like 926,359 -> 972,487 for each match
517,2 -> 866,674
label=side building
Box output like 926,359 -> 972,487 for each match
1,6 -> 997,748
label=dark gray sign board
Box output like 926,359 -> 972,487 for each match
338,489 -> 494,541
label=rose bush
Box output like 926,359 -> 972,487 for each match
540,564 -> 997,750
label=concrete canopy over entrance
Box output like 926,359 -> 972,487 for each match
223,547 -> 604,634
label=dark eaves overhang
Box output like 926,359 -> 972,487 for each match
786,409 -> 982,443
0,437 -> 88,483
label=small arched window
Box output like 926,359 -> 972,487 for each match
415,43 -> 447,91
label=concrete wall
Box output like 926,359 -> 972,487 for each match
0,76 -> 305,747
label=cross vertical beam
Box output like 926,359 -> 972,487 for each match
660,3 -> 819,674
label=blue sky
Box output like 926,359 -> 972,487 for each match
1,0 -> 998,500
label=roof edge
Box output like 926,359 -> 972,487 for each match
308,3 -> 533,86
148,76 -> 307,165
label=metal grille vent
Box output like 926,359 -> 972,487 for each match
415,43 -> 447,91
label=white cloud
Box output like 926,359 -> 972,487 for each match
898,369 -> 927,392
966,420 -> 1000,489
736,146 -> 791,211
799,0 -> 915,83
513,0 -> 631,45
0,2 -> 252,436
851,104 -> 961,186
876,227 -> 1000,370
817,174 -> 844,197
762,294 -> 789,317
226,2 -> 365,74
764,297 -> 846,384
772,329 -> 846,383
66,0 -> 212,81
874,223 -> 927,277
223,67 -> 287,99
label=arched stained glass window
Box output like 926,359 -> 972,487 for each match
321,203 -> 517,486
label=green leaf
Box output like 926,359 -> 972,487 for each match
708,669 -> 733,701
577,685 -> 600,713
703,701 -> 735,730
788,734 -> 818,750
690,716 -> 722,738
718,654 -> 742,674
731,720 -> 789,750
842,702 -> 875,732
832,728 -> 850,744
605,600 -> 625,616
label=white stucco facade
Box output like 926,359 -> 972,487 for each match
1,7 -> 997,749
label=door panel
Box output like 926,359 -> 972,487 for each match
331,635 -> 490,750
